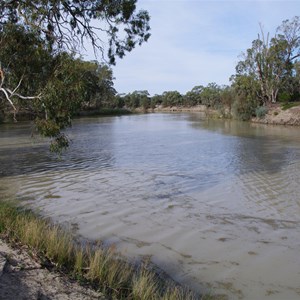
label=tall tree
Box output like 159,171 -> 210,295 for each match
0,0 -> 151,64
161,91 -> 182,107
0,0 -> 150,150
200,83 -> 221,108
184,85 -> 203,107
236,16 -> 300,104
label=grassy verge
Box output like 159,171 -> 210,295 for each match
281,102 -> 300,110
0,200 -> 209,300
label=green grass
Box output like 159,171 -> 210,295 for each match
281,102 -> 300,110
0,200 -> 210,300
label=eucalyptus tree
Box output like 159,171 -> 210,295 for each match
81,62 -> 116,109
236,16 -> 300,104
113,93 -> 126,109
219,85 -> 234,110
0,0 -> 151,63
123,90 -> 149,109
150,94 -> 163,109
184,85 -> 203,107
0,0 -> 150,150
230,74 -> 260,120
138,90 -> 150,110
200,83 -> 221,108
0,24 -> 51,121
161,91 -> 182,107
0,26 -> 116,151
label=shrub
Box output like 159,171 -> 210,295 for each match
255,106 -> 268,118
278,92 -> 291,103
232,96 -> 257,121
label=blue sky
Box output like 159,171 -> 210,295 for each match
95,0 -> 300,96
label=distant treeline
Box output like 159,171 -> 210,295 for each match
111,16 -> 300,120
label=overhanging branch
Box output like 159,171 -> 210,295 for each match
0,68 -> 42,121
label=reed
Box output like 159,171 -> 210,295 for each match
0,200 -> 209,299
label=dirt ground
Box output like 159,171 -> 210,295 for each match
154,104 -> 300,126
0,239 -> 106,300
252,104 -> 300,125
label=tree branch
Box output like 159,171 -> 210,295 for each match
0,68 -> 42,121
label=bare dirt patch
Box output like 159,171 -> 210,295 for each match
252,104 -> 300,125
0,239 -> 105,300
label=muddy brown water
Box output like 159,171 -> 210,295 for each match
1,113 -> 300,299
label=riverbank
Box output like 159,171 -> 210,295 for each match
0,108 -> 132,124
152,103 -> 300,126
0,239 -> 105,300
251,103 -> 300,125
141,105 -> 224,118
0,201 -> 204,300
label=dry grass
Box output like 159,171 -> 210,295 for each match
0,200 -> 209,299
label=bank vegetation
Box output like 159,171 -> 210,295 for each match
0,200 -> 212,300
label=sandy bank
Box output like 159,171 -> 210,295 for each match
153,105 -> 208,113
0,239 -> 105,300
152,104 -> 300,126
252,104 -> 300,126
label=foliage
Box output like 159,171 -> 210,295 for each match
0,1 -> 151,151
73,61 -> 116,110
161,91 -> 182,107
200,83 -> 221,108
281,101 -> 300,110
113,94 -> 126,109
236,17 -> 300,104
150,94 -> 163,108
232,95 -> 256,121
219,86 -> 234,109
123,90 -> 150,109
0,24 -> 52,94
0,25 -> 116,149
230,74 -> 260,120
183,85 -> 203,106
278,91 -> 292,103
255,106 -> 268,118
0,0 -> 151,64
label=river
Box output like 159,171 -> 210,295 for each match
0,113 -> 300,300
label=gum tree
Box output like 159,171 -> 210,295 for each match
0,0 -> 150,150
236,16 -> 300,104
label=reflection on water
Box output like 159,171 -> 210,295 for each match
1,113 -> 300,300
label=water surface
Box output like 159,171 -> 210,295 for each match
1,113 -> 300,300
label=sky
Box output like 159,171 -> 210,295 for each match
89,0 -> 300,96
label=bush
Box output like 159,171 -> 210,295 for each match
232,95 -> 257,121
255,106 -> 268,118
278,92 -> 291,103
